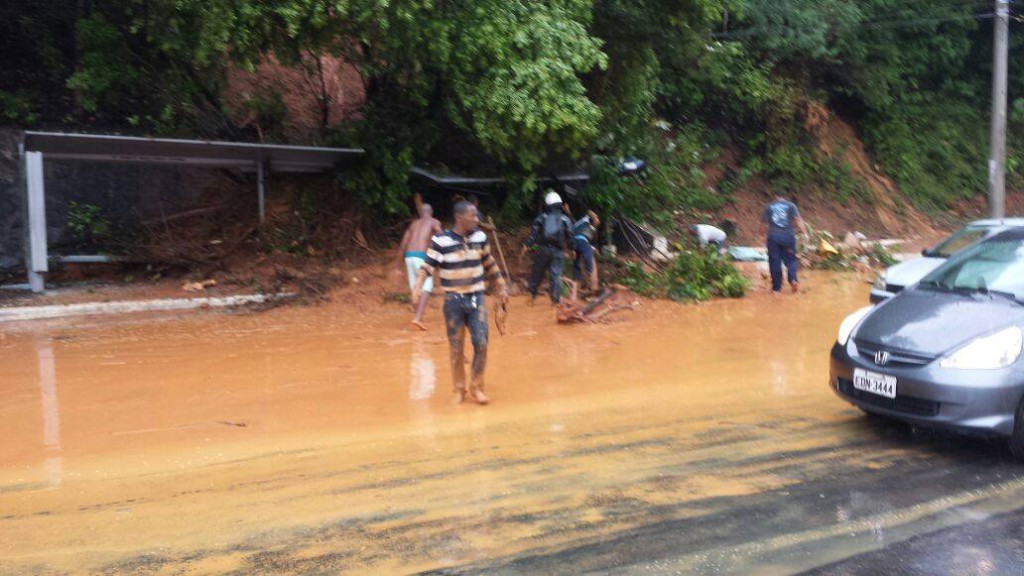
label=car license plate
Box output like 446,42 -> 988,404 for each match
853,369 -> 897,399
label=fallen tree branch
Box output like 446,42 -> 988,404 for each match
354,228 -> 375,253
141,205 -> 228,227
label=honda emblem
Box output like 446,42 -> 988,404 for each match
874,350 -> 890,366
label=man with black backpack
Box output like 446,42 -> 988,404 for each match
525,190 -> 574,305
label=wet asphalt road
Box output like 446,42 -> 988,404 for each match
804,506 -> 1024,576
415,419 -> 1024,575
3,272 -> 1024,574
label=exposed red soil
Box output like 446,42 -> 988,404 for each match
224,54 -> 365,143
706,102 -> 946,249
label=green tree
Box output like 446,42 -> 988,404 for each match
737,0 -> 864,63
589,0 -> 729,152
180,0 -> 607,210
6,0 -> 1020,218
830,1 -> 986,207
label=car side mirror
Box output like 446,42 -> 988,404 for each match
922,248 -> 933,257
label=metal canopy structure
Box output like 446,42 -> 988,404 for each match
408,166 -> 591,217
24,132 -> 363,172
409,166 -> 589,188
19,131 -> 364,293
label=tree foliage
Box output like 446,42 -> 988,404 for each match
167,0 -> 606,210
2,0 -> 1022,215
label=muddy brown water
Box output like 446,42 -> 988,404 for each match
3,273 -> 1024,574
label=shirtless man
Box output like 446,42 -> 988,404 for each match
398,203 -> 443,330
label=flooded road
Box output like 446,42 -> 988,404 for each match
2,272 -> 1024,574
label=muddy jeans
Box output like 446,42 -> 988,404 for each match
572,236 -> 594,281
528,246 -> 565,304
443,292 -> 489,392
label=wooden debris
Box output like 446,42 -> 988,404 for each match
557,279 -> 638,324
182,279 -> 217,292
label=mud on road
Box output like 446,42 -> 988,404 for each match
2,272 -> 1024,574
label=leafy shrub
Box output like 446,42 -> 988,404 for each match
862,98 -> 986,210
871,243 -> 898,268
619,250 -> 750,302
66,14 -> 138,113
619,262 -> 658,295
66,201 -> 111,249
0,91 -> 39,124
757,144 -> 871,203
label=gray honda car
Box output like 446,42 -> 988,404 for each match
831,227 -> 1024,458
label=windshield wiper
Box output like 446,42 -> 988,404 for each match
974,285 -> 1023,304
919,279 -> 950,292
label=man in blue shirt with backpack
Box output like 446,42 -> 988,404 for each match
525,190 -> 574,305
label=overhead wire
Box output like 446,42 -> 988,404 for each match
713,13 -> 996,41
724,0 -> 994,23
711,7 -> 1002,41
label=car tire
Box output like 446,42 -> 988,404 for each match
1009,399 -> 1024,461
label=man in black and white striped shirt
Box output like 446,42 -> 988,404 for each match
413,201 -> 509,405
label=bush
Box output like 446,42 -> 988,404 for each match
0,91 -> 39,124
758,144 -> 871,203
618,250 -> 750,302
66,201 -> 111,246
871,243 -> 898,268
862,98 -> 986,210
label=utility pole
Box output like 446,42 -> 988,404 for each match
989,0 -> 1011,219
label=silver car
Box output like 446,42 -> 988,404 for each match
870,218 -> 1024,303
833,227 -> 1024,458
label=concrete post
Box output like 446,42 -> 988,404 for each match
25,151 -> 47,293
988,0 -> 1010,219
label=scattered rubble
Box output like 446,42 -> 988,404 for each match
556,280 -> 640,324
800,225 -> 903,281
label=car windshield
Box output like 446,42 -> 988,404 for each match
929,226 -> 990,258
920,238 -> 1024,299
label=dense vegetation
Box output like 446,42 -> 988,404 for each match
3,1 -> 1022,219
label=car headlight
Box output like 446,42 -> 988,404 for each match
837,306 -> 874,346
873,271 -> 887,291
940,326 -> 1023,370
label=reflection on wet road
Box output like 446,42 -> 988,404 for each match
2,273 -> 1023,574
